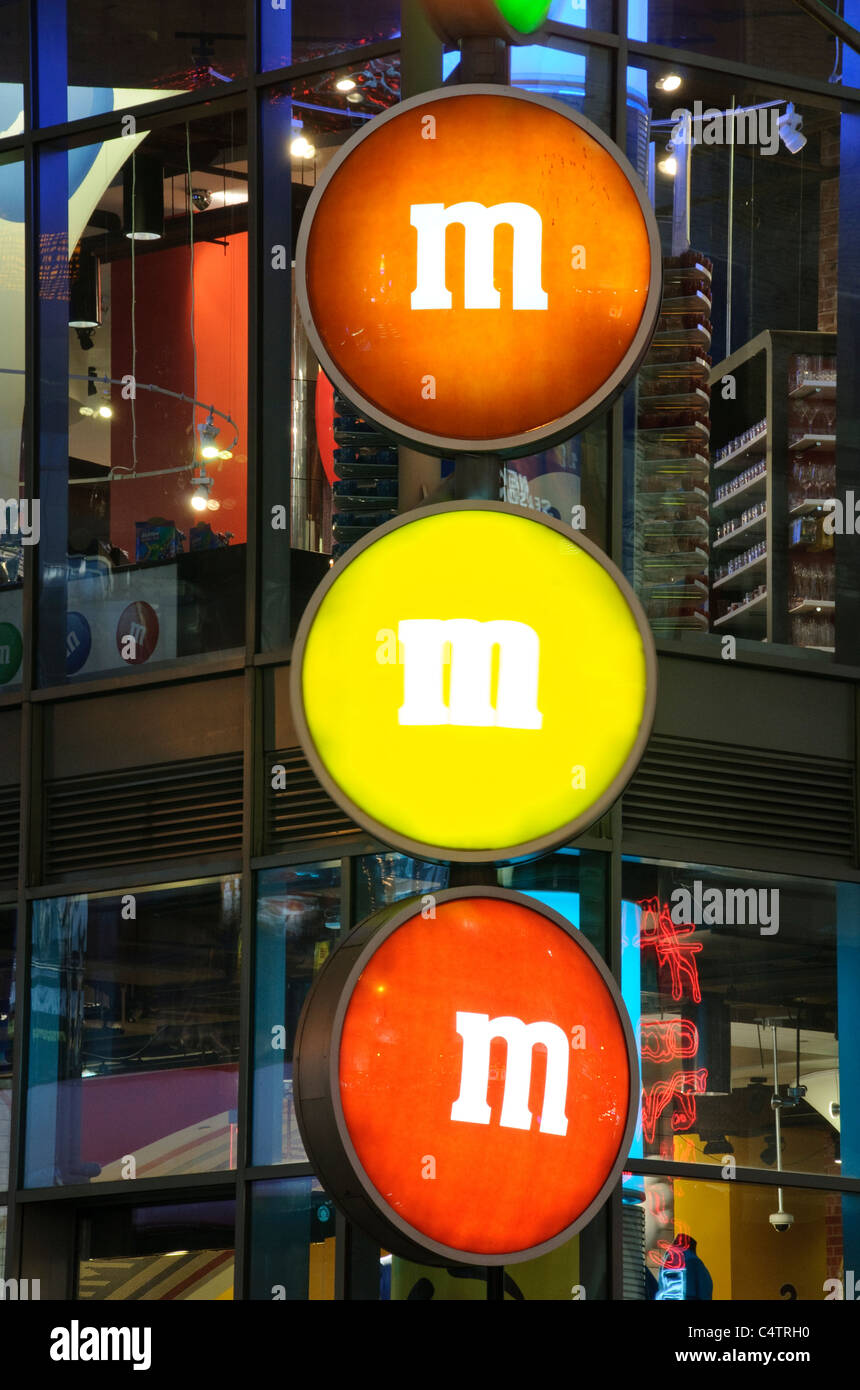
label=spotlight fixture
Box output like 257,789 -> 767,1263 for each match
703,1137 -> 734,1157
78,404 -> 95,417
69,247 -> 102,330
191,187 -> 213,211
656,73 -> 682,92
778,102 -> 807,154
190,468 -> 214,511
290,135 -> 316,159
658,152 -> 678,176
336,77 -> 357,92
197,411 -> 221,459
98,402 -> 113,419
346,92 -> 362,104
123,156 -> 165,241
74,328 -> 95,351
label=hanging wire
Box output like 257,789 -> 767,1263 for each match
186,123 -> 198,463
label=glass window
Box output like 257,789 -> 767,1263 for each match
623,1172 -> 850,1302
77,1198 -> 235,1300
39,1 -> 246,127
36,108 -> 247,686
354,852 -> 448,920
248,1177 -> 336,1300
0,907 -> 14,1193
0,2 -> 25,123
628,0 -> 842,85
25,876 -> 241,1187
624,62 -> 856,665
0,156 -> 26,693
622,859 -> 856,1180
500,848 -> 608,957
253,861 -> 342,1166
261,1 -> 400,72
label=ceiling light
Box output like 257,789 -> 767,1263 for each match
207,188 -> 248,207
69,247 -> 102,330
78,404 -> 94,417
98,403 -> 113,419
336,77 -> 357,92
778,102 -> 807,154
346,92 -> 362,104
657,73 -> 682,92
190,468 -> 214,511
206,498 -> 221,511
217,448 -> 233,460
658,154 -> 678,176
290,136 -> 316,159
197,411 -> 221,458
123,156 -> 164,241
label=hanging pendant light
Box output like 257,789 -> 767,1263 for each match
123,155 -> 164,240
69,245 -> 102,329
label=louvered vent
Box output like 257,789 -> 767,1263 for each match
44,753 -> 243,878
265,746 -> 360,852
624,733 -> 855,859
0,785 -> 20,885
622,1201 -> 647,1301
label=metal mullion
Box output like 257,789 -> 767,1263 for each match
626,37 -> 860,107
24,864 -> 241,902
543,20 -> 621,48
626,1156 -> 860,1194
21,82 -> 251,148
253,39 -> 402,91
250,836 -> 382,873
14,1173 -> 237,1204
29,651 -> 246,704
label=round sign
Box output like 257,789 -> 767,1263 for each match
65,611 -> 92,676
297,85 -> 661,457
294,888 -> 638,1265
115,601 -> 159,664
421,0 -> 551,42
291,501 -> 656,863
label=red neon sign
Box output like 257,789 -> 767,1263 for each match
638,897 -> 703,1004
640,1017 -> 699,1062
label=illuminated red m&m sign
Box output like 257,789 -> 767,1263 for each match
294,888 -> 638,1265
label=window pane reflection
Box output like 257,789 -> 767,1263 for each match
26,878 -> 241,1187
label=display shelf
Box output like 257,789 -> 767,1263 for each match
661,290 -> 713,313
637,419 -> 710,441
713,552 -> 767,589
713,432 -> 767,470
638,453 -> 709,476
789,597 -> 835,614
789,498 -> 836,517
653,322 -> 712,350
713,590 -> 768,629
713,511 -> 767,548
789,433 -> 836,452
639,356 -> 710,380
788,379 -> 836,400
663,261 -> 712,285
637,487 -> 709,509
639,388 -> 711,409
713,471 -> 767,507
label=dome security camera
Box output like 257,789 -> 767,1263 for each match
769,1211 -> 794,1234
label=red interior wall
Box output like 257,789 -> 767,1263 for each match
110,233 -> 248,558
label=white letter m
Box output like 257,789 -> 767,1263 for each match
410,201 -> 549,310
450,1011 -> 570,1136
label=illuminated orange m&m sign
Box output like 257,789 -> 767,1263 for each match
297,85 -> 662,456
294,888 -> 638,1265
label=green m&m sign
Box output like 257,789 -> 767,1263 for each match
421,0 -> 552,43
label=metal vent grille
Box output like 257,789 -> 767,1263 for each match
624,733 -> 856,858
44,753 -> 243,878
0,786 -> 20,885
622,1201 -> 647,1301
265,747 -> 360,852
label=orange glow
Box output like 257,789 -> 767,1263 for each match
338,897 -> 632,1257
304,92 -> 654,447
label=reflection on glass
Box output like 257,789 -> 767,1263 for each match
25,878 -> 241,1187
37,110 -> 247,686
624,62 -> 847,662
77,1198 -> 235,1300
628,0 -> 838,84
621,860 -> 853,1179
248,1178 -> 335,1300
253,863 -> 342,1165
623,1173 -> 846,1301
0,159 -> 26,691
500,848 -> 606,956
263,1 -> 401,71
388,1235 -> 582,1301
0,907 -> 14,1192
354,852 -> 448,921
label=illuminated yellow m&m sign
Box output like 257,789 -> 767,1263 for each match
291,502 -> 656,863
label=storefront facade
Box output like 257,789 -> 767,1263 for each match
1,0 -> 859,1300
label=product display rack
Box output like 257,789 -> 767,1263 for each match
331,391 -> 399,560
708,330 -> 837,649
634,252 -> 714,636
